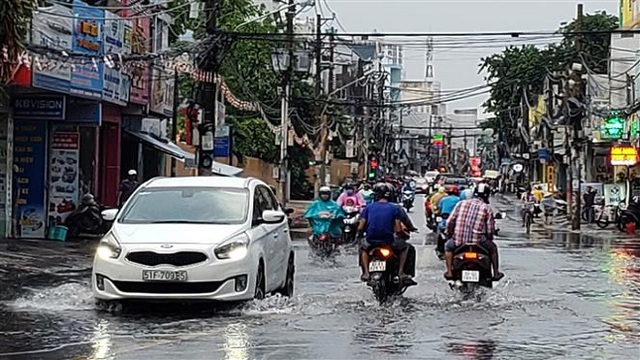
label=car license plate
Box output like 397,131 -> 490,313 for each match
369,261 -> 386,272
142,270 -> 188,282
461,270 -> 479,282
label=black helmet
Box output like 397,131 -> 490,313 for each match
474,182 -> 490,201
373,182 -> 392,200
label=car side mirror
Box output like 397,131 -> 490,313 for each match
262,210 -> 286,224
101,208 -> 119,221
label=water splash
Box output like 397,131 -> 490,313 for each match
8,282 -> 94,312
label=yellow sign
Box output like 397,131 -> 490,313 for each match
610,145 -> 638,165
547,164 -> 555,191
622,0 -> 634,28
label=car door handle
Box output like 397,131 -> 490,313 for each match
273,233 -> 279,238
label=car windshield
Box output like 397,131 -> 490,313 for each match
425,172 -> 439,178
415,178 -> 427,184
119,187 -> 249,224
445,178 -> 467,185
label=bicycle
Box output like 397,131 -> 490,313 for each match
522,201 -> 534,234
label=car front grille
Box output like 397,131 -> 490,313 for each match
126,251 -> 208,267
111,280 -> 224,294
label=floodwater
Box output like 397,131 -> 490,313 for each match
0,195 -> 638,359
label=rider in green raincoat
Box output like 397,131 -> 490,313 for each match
304,186 -> 345,238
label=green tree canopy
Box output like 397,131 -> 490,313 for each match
479,11 -> 618,147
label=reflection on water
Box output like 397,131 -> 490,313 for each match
223,322 -> 251,360
88,319 -> 112,360
446,339 -> 496,360
602,244 -> 640,340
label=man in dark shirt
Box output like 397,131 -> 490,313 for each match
358,183 -> 412,283
118,169 -> 140,207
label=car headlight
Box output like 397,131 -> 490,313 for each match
214,233 -> 250,260
97,233 -> 122,259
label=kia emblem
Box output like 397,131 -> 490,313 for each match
160,244 -> 173,249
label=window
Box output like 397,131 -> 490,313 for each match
120,187 -> 249,224
259,186 -> 280,211
257,186 -> 276,211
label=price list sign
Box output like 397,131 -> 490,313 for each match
13,122 -> 47,238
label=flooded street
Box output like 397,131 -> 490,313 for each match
0,196 -> 638,359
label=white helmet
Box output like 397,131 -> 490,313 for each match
128,169 -> 137,176
319,186 -> 331,194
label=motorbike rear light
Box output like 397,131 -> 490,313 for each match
464,252 -> 478,259
319,234 -> 329,241
374,248 -> 392,259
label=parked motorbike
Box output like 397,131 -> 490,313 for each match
341,205 -> 361,246
65,193 -> 111,238
402,190 -> 415,212
617,197 -> 640,232
366,243 -> 417,303
448,244 -> 494,292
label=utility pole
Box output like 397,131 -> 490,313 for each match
277,0 -> 295,205
313,14 -> 323,198
171,70 -> 179,177
318,29 -> 334,190
197,0 -> 220,176
571,3 -> 584,230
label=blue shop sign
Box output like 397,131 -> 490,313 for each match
538,148 -> 550,161
66,102 -> 101,124
12,95 -> 66,120
214,136 -> 230,157
70,0 -> 104,99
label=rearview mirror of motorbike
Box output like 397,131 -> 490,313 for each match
101,208 -> 119,222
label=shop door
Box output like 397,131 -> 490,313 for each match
99,123 -> 120,207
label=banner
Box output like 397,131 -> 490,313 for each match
12,95 -> 66,120
103,10 -> 131,105
125,0 -> 150,105
149,66 -> 175,117
14,122 -> 47,238
71,0 -> 104,99
48,132 -> 80,225
31,3 -> 73,93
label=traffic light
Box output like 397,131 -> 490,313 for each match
368,157 -> 379,179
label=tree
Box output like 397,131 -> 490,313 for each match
479,11 -> 618,148
0,0 -> 34,97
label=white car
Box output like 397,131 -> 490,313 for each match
91,176 -> 295,305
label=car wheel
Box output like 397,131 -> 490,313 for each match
254,262 -> 266,300
276,254 -> 295,297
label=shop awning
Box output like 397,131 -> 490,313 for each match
211,161 -> 243,177
125,130 -> 195,162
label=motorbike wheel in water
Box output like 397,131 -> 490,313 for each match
309,234 -> 336,258
523,211 -> 532,234
595,210 -> 609,229
367,247 -> 408,303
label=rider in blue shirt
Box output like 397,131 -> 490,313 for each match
438,185 -> 461,215
358,182 -> 411,282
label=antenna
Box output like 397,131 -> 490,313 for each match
425,36 -> 434,79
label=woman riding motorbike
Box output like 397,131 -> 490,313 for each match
337,183 -> 366,210
305,186 -> 345,240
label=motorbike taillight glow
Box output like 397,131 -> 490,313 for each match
319,234 -> 329,241
463,252 -> 478,259
374,248 -> 392,259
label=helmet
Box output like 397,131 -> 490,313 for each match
373,182 -> 393,200
319,186 -> 331,196
444,185 -> 460,196
460,189 -> 474,200
474,182 -> 490,200
128,169 -> 137,176
343,182 -> 354,190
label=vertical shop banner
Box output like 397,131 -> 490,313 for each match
604,183 -> 626,206
103,10 -> 131,105
48,132 -> 80,225
125,1 -> 150,105
71,0 -> 104,99
149,67 -> 174,116
14,122 -> 47,238
31,3 -> 73,93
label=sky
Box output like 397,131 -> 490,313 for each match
317,0 -> 619,113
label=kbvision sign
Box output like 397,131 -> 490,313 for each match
12,95 -> 66,120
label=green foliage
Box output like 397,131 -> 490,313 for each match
479,12 -> 617,147
229,117 -> 279,163
0,0 -> 35,97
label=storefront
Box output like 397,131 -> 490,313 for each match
11,94 -> 101,238
122,117 -> 193,182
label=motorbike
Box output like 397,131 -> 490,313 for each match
341,205 -> 361,246
65,193 -> 111,238
617,197 -> 640,232
366,241 -> 417,303
402,190 -> 415,211
555,199 -> 568,216
449,243 -> 494,293
435,213 -> 450,259
307,211 -> 344,258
